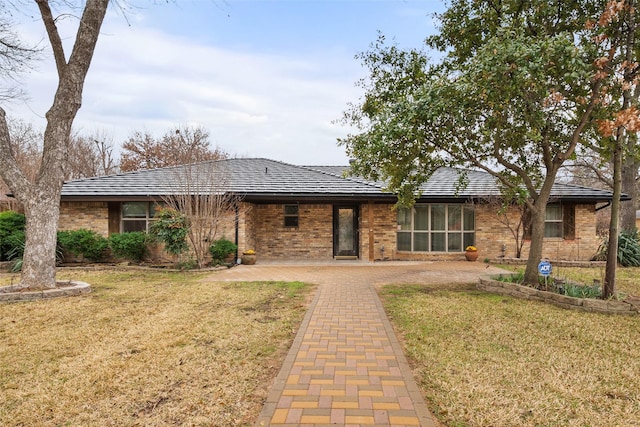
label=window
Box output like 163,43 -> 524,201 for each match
544,204 -> 563,238
121,202 -> 162,232
397,204 -> 475,252
524,204 -> 576,240
284,204 -> 299,227
545,204 -> 575,239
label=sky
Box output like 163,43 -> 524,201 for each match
5,0 -> 445,166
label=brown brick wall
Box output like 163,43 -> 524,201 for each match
255,203 -> 334,259
475,203 -> 599,261
59,202 -> 110,237
58,200 -> 601,262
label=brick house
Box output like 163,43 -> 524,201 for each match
59,158 -> 619,262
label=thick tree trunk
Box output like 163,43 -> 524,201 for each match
20,189 -> 61,289
0,1 -> 109,290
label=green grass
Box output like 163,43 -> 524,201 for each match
381,277 -> 640,427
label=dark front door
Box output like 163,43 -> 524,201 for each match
333,205 -> 359,258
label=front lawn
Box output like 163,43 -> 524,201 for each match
0,269 -> 313,426
381,270 -> 640,427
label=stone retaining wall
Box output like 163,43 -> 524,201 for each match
478,277 -> 638,315
0,281 -> 91,302
492,258 -> 606,268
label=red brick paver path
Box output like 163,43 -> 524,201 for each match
212,261 -> 506,426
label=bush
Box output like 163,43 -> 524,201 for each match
0,211 -> 26,261
57,229 -> 109,262
209,238 -> 237,264
109,232 -> 149,263
559,282 -> 602,299
149,208 -> 189,256
596,230 -> 640,267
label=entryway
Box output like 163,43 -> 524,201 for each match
332,205 -> 359,259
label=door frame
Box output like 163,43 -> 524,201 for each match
332,205 -> 359,258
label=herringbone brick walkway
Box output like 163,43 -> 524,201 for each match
254,278 -> 434,426
212,261 -> 506,426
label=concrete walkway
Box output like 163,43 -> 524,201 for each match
211,261 -> 506,427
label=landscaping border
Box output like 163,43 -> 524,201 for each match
0,281 -> 91,303
478,276 -> 638,315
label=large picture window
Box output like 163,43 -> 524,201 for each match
121,202 -> 162,232
397,204 -> 475,252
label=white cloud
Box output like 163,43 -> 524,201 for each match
6,15 -> 363,165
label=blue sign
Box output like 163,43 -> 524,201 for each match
538,260 -> 552,277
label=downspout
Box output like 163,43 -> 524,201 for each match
235,204 -> 239,264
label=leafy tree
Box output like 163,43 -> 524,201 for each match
119,125 -> 228,172
0,0 -> 110,290
339,0 -> 625,287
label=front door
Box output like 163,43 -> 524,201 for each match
333,205 -> 359,258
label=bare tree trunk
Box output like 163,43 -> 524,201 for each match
605,141 -> 623,298
0,0 -> 109,289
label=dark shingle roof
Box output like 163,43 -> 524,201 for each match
61,158 -> 386,200
60,158 -> 618,203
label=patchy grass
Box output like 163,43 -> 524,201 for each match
0,269 -> 313,427
381,282 -> 640,427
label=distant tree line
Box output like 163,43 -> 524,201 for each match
0,121 -> 228,210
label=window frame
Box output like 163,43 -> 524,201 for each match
121,201 -> 162,233
284,204 -> 299,228
544,204 -> 563,238
397,203 -> 475,253
524,203 -> 576,240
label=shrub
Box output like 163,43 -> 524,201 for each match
57,229 -> 109,262
559,282 -> 602,299
149,208 -> 189,256
209,238 -> 237,264
596,230 -> 640,267
4,230 -> 25,261
109,232 -> 149,263
0,211 -> 26,261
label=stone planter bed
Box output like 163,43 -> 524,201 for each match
478,276 -> 639,315
493,258 -> 606,268
0,280 -> 91,303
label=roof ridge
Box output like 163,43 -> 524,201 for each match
299,165 -> 387,190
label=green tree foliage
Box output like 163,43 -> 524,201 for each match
339,0 -> 627,286
149,207 -> 189,256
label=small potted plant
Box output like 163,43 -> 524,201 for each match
241,249 -> 257,265
464,245 -> 478,261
